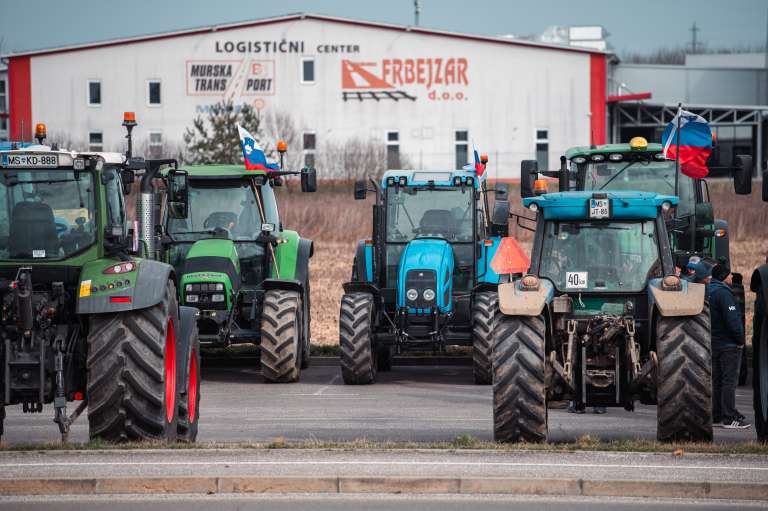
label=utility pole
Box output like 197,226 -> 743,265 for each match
689,22 -> 700,54
414,0 -> 421,27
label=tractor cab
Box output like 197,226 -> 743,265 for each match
341,161 -> 521,385
520,137 -> 754,268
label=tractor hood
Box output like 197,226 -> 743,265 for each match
397,238 -> 454,313
179,239 -> 240,308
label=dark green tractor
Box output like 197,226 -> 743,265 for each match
160,162 -> 317,383
0,116 -> 200,443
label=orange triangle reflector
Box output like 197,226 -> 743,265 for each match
490,237 -> 530,275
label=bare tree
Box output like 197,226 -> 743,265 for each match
319,137 -> 389,180
265,110 -> 303,172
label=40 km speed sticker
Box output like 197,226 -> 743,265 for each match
566,272 -> 588,289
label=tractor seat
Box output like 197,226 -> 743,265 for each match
204,212 -> 238,231
8,202 -> 60,258
419,209 -> 457,236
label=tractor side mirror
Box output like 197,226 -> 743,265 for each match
733,154 -> 753,195
168,169 -> 189,219
490,200 -> 510,237
120,169 -> 135,195
695,201 -> 714,226
354,179 -> 367,200
520,160 -> 538,198
301,167 -> 317,193
494,182 -> 509,201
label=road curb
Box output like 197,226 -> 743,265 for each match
1,476 -> 766,500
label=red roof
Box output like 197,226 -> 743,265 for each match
4,13 -> 609,59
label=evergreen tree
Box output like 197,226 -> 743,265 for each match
183,100 -> 273,164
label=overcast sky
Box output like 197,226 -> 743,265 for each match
0,0 -> 766,56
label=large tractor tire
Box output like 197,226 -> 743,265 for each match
177,327 -> 201,443
655,304 -> 713,442
472,291 -> 497,385
301,279 -> 311,370
86,281 -> 179,442
260,289 -> 303,383
493,314 -> 547,443
339,292 -> 376,385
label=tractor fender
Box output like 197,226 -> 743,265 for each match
77,258 -> 175,314
352,239 -> 373,282
295,237 -> 314,285
752,264 -> 768,318
714,218 -> 730,265
272,230 -> 313,282
497,279 -> 553,316
175,305 -> 198,398
648,278 -> 705,317
343,281 -> 379,296
262,278 -> 304,296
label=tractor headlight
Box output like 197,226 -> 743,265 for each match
186,294 -> 199,303
211,294 -> 225,303
214,283 -> 225,291
661,201 -> 672,212
406,288 -> 419,301
185,284 -> 193,292
423,289 -> 436,302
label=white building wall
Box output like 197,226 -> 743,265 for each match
29,18 -> 593,178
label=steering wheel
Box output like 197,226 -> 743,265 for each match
204,212 -> 238,230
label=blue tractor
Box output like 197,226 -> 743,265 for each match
339,165 -> 516,384
492,191 -> 713,443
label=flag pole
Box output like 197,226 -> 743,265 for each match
673,102 -> 682,202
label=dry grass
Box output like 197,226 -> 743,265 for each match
279,181 -> 768,345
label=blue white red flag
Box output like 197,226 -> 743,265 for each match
661,109 -> 712,179
237,124 -> 279,171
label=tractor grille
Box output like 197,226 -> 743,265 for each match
404,269 -> 437,309
185,282 -> 227,310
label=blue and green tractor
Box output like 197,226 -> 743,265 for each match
492,190 -> 713,443
339,162 -> 521,384
158,154 -> 317,383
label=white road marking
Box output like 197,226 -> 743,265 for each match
1,460 -> 766,472
313,374 -> 341,396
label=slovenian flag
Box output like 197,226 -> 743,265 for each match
661,109 -> 713,179
237,124 -> 279,171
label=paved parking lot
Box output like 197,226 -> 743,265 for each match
1,361 -> 758,445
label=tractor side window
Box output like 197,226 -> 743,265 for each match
260,183 -> 280,228
103,168 -> 126,227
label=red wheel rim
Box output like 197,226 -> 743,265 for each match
188,349 -> 198,423
165,318 -> 177,424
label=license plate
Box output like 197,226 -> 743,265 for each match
589,198 -> 610,219
2,154 -> 59,168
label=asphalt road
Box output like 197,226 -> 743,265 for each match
2,494 -> 765,511
1,362 -> 758,445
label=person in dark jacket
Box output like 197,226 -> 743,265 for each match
706,264 -> 750,429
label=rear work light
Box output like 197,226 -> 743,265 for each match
103,262 -> 137,274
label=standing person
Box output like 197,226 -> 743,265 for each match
682,255 -> 702,282
707,264 -> 750,429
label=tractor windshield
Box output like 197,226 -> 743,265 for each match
385,186 -> 474,242
581,160 -> 695,217
167,180 -> 263,242
539,220 -> 662,293
0,169 -> 97,260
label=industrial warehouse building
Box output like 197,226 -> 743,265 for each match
3,13 -> 607,178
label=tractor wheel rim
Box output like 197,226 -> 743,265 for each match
189,349 -> 198,423
165,318 -> 177,424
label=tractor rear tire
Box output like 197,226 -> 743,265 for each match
472,291 -> 497,385
301,279 -> 311,370
87,281 -> 179,442
177,327 -> 201,443
260,290 -> 302,383
493,314 -> 548,443
340,292 -> 376,385
656,304 -> 713,442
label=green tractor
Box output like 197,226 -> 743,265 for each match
160,156 -> 317,383
493,190 -> 713,443
0,117 -> 200,443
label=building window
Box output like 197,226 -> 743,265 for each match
148,131 -> 163,159
386,131 -> 400,170
455,130 -> 469,169
147,80 -> 161,106
303,132 -> 316,167
535,129 -> 549,171
301,58 -> 315,84
0,79 -> 6,114
88,80 -> 101,106
89,132 -> 103,152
